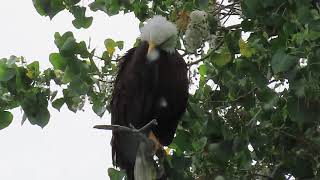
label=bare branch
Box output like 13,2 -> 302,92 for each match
93,119 -> 158,133
93,124 -> 136,133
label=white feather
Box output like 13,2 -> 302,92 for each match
140,16 -> 178,53
147,49 -> 160,62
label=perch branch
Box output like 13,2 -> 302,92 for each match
93,119 -> 158,133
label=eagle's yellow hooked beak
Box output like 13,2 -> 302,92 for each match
148,41 -> 156,55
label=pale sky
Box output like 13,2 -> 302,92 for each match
0,1 -> 139,180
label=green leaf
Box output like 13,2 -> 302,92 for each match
54,32 -> 76,54
49,53 -> 68,70
77,41 -> 91,58
241,0 -> 262,17
108,168 -> 126,180
250,132 -> 268,148
52,98 -> 65,111
225,30 -> 241,54
61,59 -> 86,84
215,176 -> 225,180
208,140 -> 234,164
211,46 -> 232,67
61,36 -> 78,55
256,88 -> 278,110
187,102 -> 203,118
50,91 -> 58,101
241,19 -> 254,32
89,57 -> 99,73
290,78 -> 307,97
14,67 -> 32,91
106,0 -> 121,16
170,153 -> 192,170
54,32 -> 90,57
62,89 -> 83,112
286,97 -> 311,124
69,78 -> 89,95
32,0 -> 65,19
292,157 -> 315,178
235,59 -> 267,88
105,38 -> 117,56
0,111 -> 13,130
62,66 -> 77,83
171,130 -> 193,152
134,38 -> 141,47
70,6 -> 93,29
198,0 -> 209,9
89,0 -> 108,13
239,39 -> 256,58
0,60 -> 16,81
192,137 -> 207,151
64,0 -> 80,6
5,56 -> 18,67
116,41 -> 124,50
92,102 -> 106,117
199,64 -> 207,76
271,50 -> 298,74
21,91 -> 50,128
28,108 -> 50,128
26,61 -> 40,79
297,5 -> 313,23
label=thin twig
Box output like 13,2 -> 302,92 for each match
93,55 -> 120,62
208,87 -> 257,104
245,108 -> 262,127
211,2 -> 238,16
97,79 -> 114,84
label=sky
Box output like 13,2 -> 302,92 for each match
0,1 -> 139,180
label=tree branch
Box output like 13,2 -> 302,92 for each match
93,119 -> 158,133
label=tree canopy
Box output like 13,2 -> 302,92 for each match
1,0 -> 320,179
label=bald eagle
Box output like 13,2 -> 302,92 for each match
110,16 -> 189,180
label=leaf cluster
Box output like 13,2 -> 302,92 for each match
2,0 -> 320,179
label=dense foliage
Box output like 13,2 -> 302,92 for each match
1,0 -> 320,179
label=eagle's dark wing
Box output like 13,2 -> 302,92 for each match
151,50 -> 189,146
110,42 -> 156,179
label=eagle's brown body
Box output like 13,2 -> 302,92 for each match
110,41 -> 189,179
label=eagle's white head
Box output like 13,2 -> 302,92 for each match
140,15 -> 178,55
